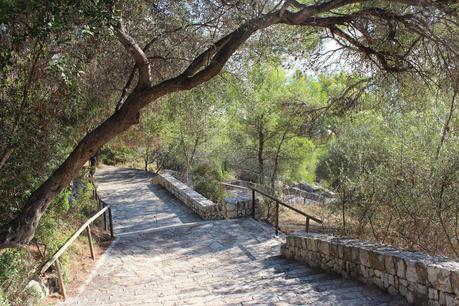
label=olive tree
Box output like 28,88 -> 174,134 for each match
1,0 -> 457,248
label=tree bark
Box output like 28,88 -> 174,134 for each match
271,129 -> 289,190
257,124 -> 265,185
0,99 -> 141,248
144,147 -> 149,171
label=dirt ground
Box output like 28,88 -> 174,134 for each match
40,228 -> 112,305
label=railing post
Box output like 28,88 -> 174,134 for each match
86,225 -> 95,260
102,201 -> 107,231
55,259 -> 67,299
108,206 -> 114,238
275,201 -> 279,235
252,189 -> 256,218
93,187 -> 97,201
305,217 -> 310,233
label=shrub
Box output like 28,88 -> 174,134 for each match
316,110 -> 459,257
0,289 -> 9,306
0,248 -> 33,305
100,144 -> 135,165
191,162 -> 226,203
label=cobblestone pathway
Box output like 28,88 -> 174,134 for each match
62,167 -> 406,305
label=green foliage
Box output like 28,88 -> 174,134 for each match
0,288 -> 9,306
225,63 -> 328,187
35,190 -> 72,254
100,144 -> 135,165
316,85 -> 459,256
0,249 -> 30,288
0,0 -> 116,241
191,162 -> 227,203
281,137 -> 317,183
0,177 -> 99,305
0,248 -> 33,305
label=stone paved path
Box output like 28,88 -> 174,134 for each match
61,167 -> 406,305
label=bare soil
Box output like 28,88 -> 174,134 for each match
40,226 -> 112,305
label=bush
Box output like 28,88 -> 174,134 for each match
3,176 -> 101,305
0,289 -> 9,306
317,110 -> 459,257
191,162 -> 226,203
0,248 -> 34,305
35,190 -> 72,254
74,178 -> 96,217
100,144 -> 135,165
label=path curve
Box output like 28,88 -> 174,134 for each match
61,167 -> 406,305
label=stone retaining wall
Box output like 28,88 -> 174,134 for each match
281,233 -> 459,305
151,173 -> 221,220
223,196 -> 255,219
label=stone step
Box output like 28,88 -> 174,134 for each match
60,168 -> 407,306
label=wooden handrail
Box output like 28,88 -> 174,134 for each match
39,182 -> 114,301
221,182 -> 250,190
249,186 -> 323,224
249,186 -> 323,235
40,204 -> 112,274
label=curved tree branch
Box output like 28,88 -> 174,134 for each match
116,20 -> 151,88
0,0 -> 455,248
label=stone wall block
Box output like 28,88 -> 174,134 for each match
290,237 -> 298,249
338,245 -> 344,259
415,283 -> 428,298
450,270 -> 459,296
429,288 -> 439,301
343,245 -> 352,262
406,261 -> 419,283
369,251 -> 386,271
280,244 -> 288,257
329,243 -> 338,258
373,275 -> 383,288
395,258 -> 406,279
318,240 -> 330,256
385,255 -> 397,275
444,293 -> 458,306
281,233 -> 459,305
388,285 -> 399,296
351,247 -> 360,264
416,262 -> 428,285
428,264 -> 453,293
300,238 -> 307,249
359,248 -> 370,267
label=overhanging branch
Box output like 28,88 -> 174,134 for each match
116,20 -> 151,87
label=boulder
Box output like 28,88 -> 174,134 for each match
24,280 -> 47,305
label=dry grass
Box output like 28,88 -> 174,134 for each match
277,200 -> 342,235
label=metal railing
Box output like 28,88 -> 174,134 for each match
40,190 -> 114,299
249,186 -> 323,235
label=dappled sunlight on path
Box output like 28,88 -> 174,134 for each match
61,167 -> 406,305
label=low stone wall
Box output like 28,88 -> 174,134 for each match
151,173 -> 221,220
223,196 -> 255,219
281,233 -> 459,305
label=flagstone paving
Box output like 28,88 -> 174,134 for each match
61,167 -> 407,305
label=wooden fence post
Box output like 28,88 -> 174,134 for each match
252,189 -> 256,218
275,201 -> 279,235
108,206 -> 114,238
102,201 -> 108,231
86,225 -> 95,260
55,259 -> 67,299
